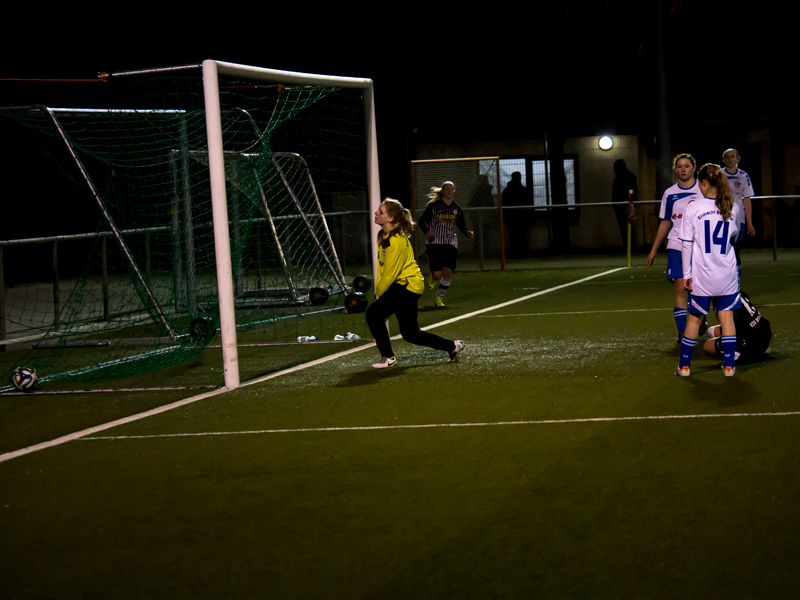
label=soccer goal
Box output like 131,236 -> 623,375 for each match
0,60 -> 380,391
410,158 -> 505,271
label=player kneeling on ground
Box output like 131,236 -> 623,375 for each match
703,291 -> 772,363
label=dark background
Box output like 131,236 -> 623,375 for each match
1,0 -> 794,233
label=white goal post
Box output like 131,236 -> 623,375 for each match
200,60 -> 380,389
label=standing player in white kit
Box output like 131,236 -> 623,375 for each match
721,148 -> 755,281
676,163 -> 741,377
646,153 -> 704,342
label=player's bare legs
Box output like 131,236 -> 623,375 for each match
717,310 -> 735,337
674,279 -> 688,312
429,267 -> 452,282
684,312 -> 702,340
674,278 -> 688,339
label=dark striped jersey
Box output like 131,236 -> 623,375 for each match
418,200 -> 469,248
733,292 -> 772,358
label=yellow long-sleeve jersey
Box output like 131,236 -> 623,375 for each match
375,232 -> 424,299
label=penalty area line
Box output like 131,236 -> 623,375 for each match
0,267 -> 624,464
83,411 -> 800,441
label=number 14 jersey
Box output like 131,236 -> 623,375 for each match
679,197 -> 741,297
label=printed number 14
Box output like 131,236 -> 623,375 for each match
704,220 -> 730,254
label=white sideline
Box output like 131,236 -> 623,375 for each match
0,267 -> 624,464
479,302 -> 800,318
83,411 -> 800,441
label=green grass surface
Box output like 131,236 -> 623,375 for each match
2,253 -> 799,598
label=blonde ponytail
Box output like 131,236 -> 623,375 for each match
381,198 -> 415,238
698,163 -> 734,221
426,181 -> 454,206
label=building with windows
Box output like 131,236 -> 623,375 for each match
413,122 -> 800,257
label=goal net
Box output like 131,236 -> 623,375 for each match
410,158 -> 504,271
0,61 -> 379,391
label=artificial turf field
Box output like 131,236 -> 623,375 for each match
2,251 -> 800,598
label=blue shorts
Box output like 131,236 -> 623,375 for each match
666,249 -> 684,282
688,292 -> 742,316
736,227 -> 745,243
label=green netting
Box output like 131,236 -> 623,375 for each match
0,64 -> 373,390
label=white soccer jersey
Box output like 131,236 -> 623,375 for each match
679,198 -> 741,297
659,180 -> 703,251
722,168 -> 754,229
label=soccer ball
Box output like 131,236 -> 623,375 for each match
12,366 -> 38,392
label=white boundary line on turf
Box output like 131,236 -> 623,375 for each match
236,267 -> 627,389
0,387 -> 229,464
482,302 -> 800,319
480,307 -> 673,317
0,267 -> 625,464
82,411 -> 800,441
478,302 -> 800,318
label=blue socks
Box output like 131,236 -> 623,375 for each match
679,336 -> 697,369
674,308 -> 687,334
721,336 -> 736,369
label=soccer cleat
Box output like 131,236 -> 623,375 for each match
675,366 -> 690,377
723,366 -> 736,377
427,274 -> 436,290
371,356 -> 397,369
448,340 -> 465,363
435,297 -> 446,308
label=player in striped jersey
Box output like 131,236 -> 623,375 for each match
722,148 -> 756,280
676,163 -> 741,377
418,181 -> 473,307
646,153 -> 704,342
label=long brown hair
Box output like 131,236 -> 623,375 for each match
697,163 -> 734,221
379,198 -> 415,240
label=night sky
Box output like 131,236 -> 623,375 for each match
1,0 -> 793,205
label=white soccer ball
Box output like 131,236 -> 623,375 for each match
12,366 -> 38,392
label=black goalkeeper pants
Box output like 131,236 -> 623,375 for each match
366,283 -> 455,358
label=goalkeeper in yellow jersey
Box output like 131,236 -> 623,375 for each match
366,198 -> 465,369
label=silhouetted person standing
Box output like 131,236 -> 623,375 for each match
612,159 -> 638,250
502,171 -> 530,257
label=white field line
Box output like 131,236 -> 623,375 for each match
478,302 -> 800,318
0,387 -> 230,464
83,411 -> 800,441
0,267 -> 624,465
237,267 -> 627,389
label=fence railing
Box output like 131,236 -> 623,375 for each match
0,209 -> 372,349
